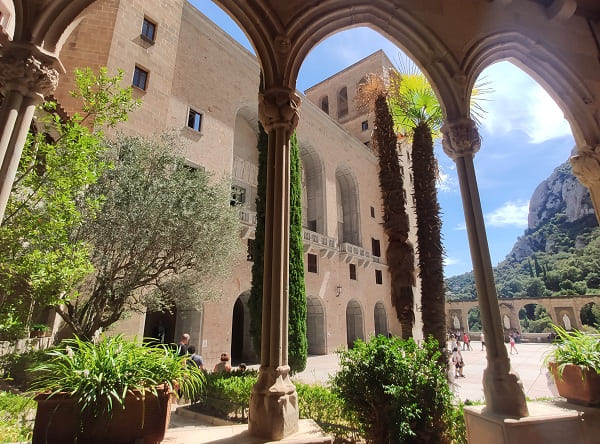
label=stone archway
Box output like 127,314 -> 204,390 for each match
336,164 -> 361,246
346,299 -> 365,348
299,142 -> 326,234
374,301 -> 388,337
306,296 -> 326,355
580,301 -> 600,328
230,291 -> 257,365
143,308 -> 177,345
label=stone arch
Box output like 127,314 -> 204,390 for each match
299,142 -> 326,234
232,106 -> 259,210
231,291 -> 257,364
306,296 -> 327,355
462,31 -> 600,149
374,301 -> 388,337
346,299 -> 365,348
320,95 -> 329,114
580,301 -> 600,328
336,163 -> 361,246
467,306 -> 481,331
518,303 -> 553,333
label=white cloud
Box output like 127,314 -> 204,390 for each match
444,257 -> 460,266
436,163 -> 458,192
485,200 -> 529,228
478,62 -> 571,144
454,223 -> 467,231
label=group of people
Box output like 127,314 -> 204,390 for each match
175,333 -> 247,372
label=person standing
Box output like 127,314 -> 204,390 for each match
463,332 -> 472,351
177,333 -> 190,356
451,347 -> 465,378
509,334 -> 518,355
480,332 -> 486,351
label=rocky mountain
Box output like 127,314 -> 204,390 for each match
446,160 -> 599,301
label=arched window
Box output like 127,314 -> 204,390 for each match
337,87 -> 348,118
321,96 -> 329,114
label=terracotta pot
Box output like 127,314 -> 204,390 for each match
33,386 -> 172,444
549,362 -> 600,406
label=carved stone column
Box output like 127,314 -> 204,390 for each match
0,45 -> 60,223
571,145 -> 600,224
248,87 -> 300,440
442,118 -> 528,418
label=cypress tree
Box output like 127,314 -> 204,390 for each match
288,132 -> 308,372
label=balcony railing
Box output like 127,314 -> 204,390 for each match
302,228 -> 338,258
338,242 -> 373,267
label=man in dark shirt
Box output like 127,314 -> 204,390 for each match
177,333 -> 190,356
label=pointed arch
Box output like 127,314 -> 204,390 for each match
336,163 -> 361,246
299,141 -> 326,234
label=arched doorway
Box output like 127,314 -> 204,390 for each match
346,299 -> 364,348
519,304 -> 552,333
231,291 -> 258,365
467,307 -> 481,331
306,296 -> 326,355
580,302 -> 600,328
374,302 -> 388,337
143,308 -> 177,345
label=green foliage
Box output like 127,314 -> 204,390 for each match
519,304 -> 553,333
467,307 -> 481,331
30,334 -> 204,416
544,324 -> 600,375
0,391 -> 35,443
288,132 -> 307,373
58,132 -> 243,339
0,348 -> 55,390
580,302 -> 600,327
0,68 -> 137,337
331,335 -> 461,444
249,125 -> 268,355
195,370 -> 257,420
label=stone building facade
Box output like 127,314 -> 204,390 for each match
50,0 -> 422,368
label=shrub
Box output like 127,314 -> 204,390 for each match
0,391 -> 35,443
0,348 -> 55,390
331,335 -> 461,444
194,370 -> 257,420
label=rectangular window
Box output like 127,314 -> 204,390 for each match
361,120 -> 369,131
375,269 -> 383,285
187,108 -> 202,132
141,18 -> 156,42
230,185 -> 246,206
247,239 -> 255,262
349,263 -> 357,280
372,238 -> 381,257
132,66 -> 148,91
307,253 -> 318,273
370,206 -> 375,218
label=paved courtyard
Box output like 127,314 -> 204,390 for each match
292,341 -> 557,402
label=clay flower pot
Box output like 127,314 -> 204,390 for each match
549,362 -> 600,406
32,386 -> 172,444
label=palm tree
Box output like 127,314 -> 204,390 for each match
356,75 -> 416,339
388,68 -> 446,348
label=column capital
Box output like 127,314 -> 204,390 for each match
0,47 -> 60,100
570,144 -> 600,186
441,118 -> 481,160
258,87 -> 300,133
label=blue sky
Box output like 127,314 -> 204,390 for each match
191,1 -> 575,278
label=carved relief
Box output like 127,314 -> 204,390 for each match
441,118 -> 481,159
0,52 -> 60,98
571,145 -> 600,186
258,88 -> 300,133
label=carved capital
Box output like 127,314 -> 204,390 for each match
571,145 -> 600,186
0,50 -> 60,99
258,88 -> 300,133
441,118 -> 481,160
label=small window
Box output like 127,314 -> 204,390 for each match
361,120 -> 369,131
349,263 -> 357,280
375,269 -> 383,285
230,185 -> 246,206
364,141 -> 370,148
132,66 -> 148,91
370,206 -> 375,218
141,18 -> 156,42
308,253 -> 318,273
372,238 -> 381,258
247,239 -> 255,262
187,108 -> 202,132
321,96 -> 329,114
337,87 -> 348,118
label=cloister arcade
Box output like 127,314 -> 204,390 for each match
1,0 -> 600,440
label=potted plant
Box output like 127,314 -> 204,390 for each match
30,333 -> 204,444
29,324 -> 50,338
545,324 -> 600,406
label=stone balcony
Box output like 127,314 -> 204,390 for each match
302,229 -> 338,258
338,242 -> 373,267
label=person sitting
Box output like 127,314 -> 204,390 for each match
214,352 -> 232,373
238,362 -> 247,372
187,346 -> 204,370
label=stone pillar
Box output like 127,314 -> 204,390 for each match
0,45 -> 60,223
571,144 -> 600,224
442,118 -> 528,418
248,87 -> 300,440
